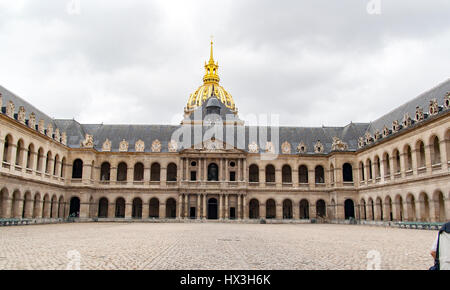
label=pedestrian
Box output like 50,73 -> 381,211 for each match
430,221 -> 450,270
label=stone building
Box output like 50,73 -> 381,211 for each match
0,42 -> 449,223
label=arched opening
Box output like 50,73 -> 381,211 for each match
69,196 -> 80,217
165,198 -> 176,218
266,199 -> 276,219
383,153 -> 390,176
419,193 -> 430,222
167,163 -> 177,181
368,198 -> 374,220
417,141 -> 426,168
15,139 -> 24,166
315,166 -> 324,184
282,165 -> 292,183
2,135 -> 12,163
395,195 -> 404,222
26,144 -> 34,169
433,191 -> 446,222
58,196 -> 65,218
376,197 -> 383,221
300,199 -> 309,219
344,199 -> 355,219
149,198 -> 159,218
431,136 -> 441,165
98,198 -> 108,218
32,193 -> 41,218
374,156 -> 381,178
50,195 -> 57,218
22,192 -> 32,218
385,196 -> 393,221
405,145 -> 413,171
283,199 -> 293,219
45,151 -> 52,174
117,162 -> 127,182
132,198 -> 142,219
265,165 -> 275,183
249,164 -> 259,182
360,199 -> 367,220
207,198 -> 218,219
359,162 -> 365,181
343,163 -> 353,182
53,155 -> 59,176
151,163 -> 161,181
11,191 -> 21,218
368,159 -> 373,179
115,198 -> 125,218
100,162 -> 111,181
0,188 -> 9,218
406,194 -> 416,221
316,200 -> 326,218
249,199 -> 259,219
72,159 -> 83,179
60,157 -> 66,178
36,148 -> 44,172
133,162 -> 144,181
299,165 -> 308,183
207,163 -> 219,181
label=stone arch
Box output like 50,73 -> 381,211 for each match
26,143 -> 35,169
360,198 -> 367,220
283,199 -> 293,219
406,194 -> 416,221
266,199 -> 276,219
151,162 -> 161,181
58,196 -> 65,218
344,199 -> 355,219
359,161 -> 365,181
165,198 -> 176,218
10,190 -> 21,218
299,165 -> 308,183
316,199 -> 326,218
418,192 -> 430,222
100,162 -> 111,181
167,163 -> 177,182
36,147 -> 44,172
115,197 -> 126,218
315,165 -> 325,184
383,152 -> 391,176
430,135 -> 441,165
374,155 -> 381,178
392,149 -> 401,173
15,139 -> 25,166
117,162 -> 128,182
32,193 -> 42,218
2,134 -> 13,163
60,157 -> 66,178
375,197 -> 383,221
415,140 -> 426,168
343,163 -> 353,182
368,197 -> 374,220
299,199 -> 309,219
72,159 -> 83,179
395,194 -> 404,222
265,164 -> 275,183
149,198 -> 160,218
42,194 -> 51,218
404,144 -> 413,171
69,196 -> 80,217
367,158 -> 373,179
249,164 -> 259,182
432,190 -> 446,222
132,197 -> 143,219
45,151 -> 52,174
384,196 -> 393,221
282,165 -> 292,183
0,188 -> 10,218
249,199 -> 259,219
50,194 -> 58,218
98,197 -> 108,218
53,155 -> 60,176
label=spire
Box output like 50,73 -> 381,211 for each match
203,39 -> 220,85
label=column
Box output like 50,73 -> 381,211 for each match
2,197 -> 11,218
197,194 -> 201,219
224,159 -> 229,181
275,202 -> 282,219
243,195 -> 248,219
125,200 -> 132,219
275,168 -> 282,188
159,202 -> 166,219
400,152 -> 406,178
243,159 -> 247,182
127,166 -> 134,184
185,158 -> 189,181
237,194 -> 242,219
237,159 -> 242,182
259,202 -> 266,219
259,167 -> 265,187
108,202 -> 115,218
411,148 -> 418,176
178,194 -> 183,219
425,143 -> 433,174
293,201 -> 299,219
184,194 -> 189,218
9,144 -> 17,171
79,197 -> 89,219
219,159 -> 223,181
0,138 -> 4,165
219,194 -> 223,219
161,166 -> 167,186
142,201 -> 149,219
225,194 -> 229,219
389,156 -> 395,181
203,194 -> 207,219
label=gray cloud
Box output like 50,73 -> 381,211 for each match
0,0 -> 449,127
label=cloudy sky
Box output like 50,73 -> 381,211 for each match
0,0 -> 449,126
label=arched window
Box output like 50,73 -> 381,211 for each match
316,199 -> 326,218
133,162 -> 144,181
26,144 -> 34,169
343,163 -> 353,182
72,159 -> 83,179
249,199 -> 259,219
45,151 -> 52,174
266,199 -> 276,219
368,159 -> 373,179
149,198 -> 160,218
299,165 -> 308,183
359,162 -> 365,181
282,165 -> 292,183
132,198 -> 142,219
249,164 -> 259,182
98,198 -> 108,218
165,198 -> 176,218
15,139 -> 24,166
417,141 -> 426,168
283,199 -> 293,219
207,163 -> 219,181
300,199 -> 309,219
432,136 -> 441,165
69,196 -> 80,217
2,135 -> 12,163
100,162 -> 111,181
115,198 -> 125,218
405,145 -> 413,171
344,199 -> 355,219
315,166 -> 324,184
151,163 -> 161,181
117,162 -> 127,181
53,155 -> 59,176
393,150 -> 401,173
167,163 -> 177,182
265,165 -> 275,183
383,153 -> 390,176
61,157 -> 66,178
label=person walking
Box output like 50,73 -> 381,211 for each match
430,222 -> 450,270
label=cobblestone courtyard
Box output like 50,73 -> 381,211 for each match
0,223 -> 437,270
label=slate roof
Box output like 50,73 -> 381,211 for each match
1,79 -> 449,154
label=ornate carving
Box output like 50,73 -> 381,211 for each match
102,139 -> 111,152
402,112 -> 412,128
444,92 -> 450,110
264,141 -> 275,154
135,139 -> 145,152
374,130 -> 382,141
428,98 -> 439,116
6,101 -> 14,118
81,134 -> 94,148
392,120 -> 401,133
358,137 -> 365,149
54,128 -> 61,142
382,126 -> 390,138
364,132 -> 373,145
297,142 -> 307,153
415,106 -> 424,122
205,139 -> 223,151
119,139 -> 129,152
38,119 -> 45,134
168,140 -> 178,152
61,132 -> 67,145
151,140 -> 162,152
314,140 -> 324,153
281,141 -> 291,154
248,142 -> 259,153
17,106 -> 26,124
46,124 -> 53,138
331,137 -> 348,151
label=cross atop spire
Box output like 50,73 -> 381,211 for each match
203,39 -> 220,85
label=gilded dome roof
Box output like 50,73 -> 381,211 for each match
185,41 -> 237,114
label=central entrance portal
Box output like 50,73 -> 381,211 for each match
208,198 -> 218,220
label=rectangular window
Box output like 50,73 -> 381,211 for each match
230,171 -> 236,181
190,171 -> 197,181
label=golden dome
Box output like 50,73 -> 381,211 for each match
185,40 -> 237,113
